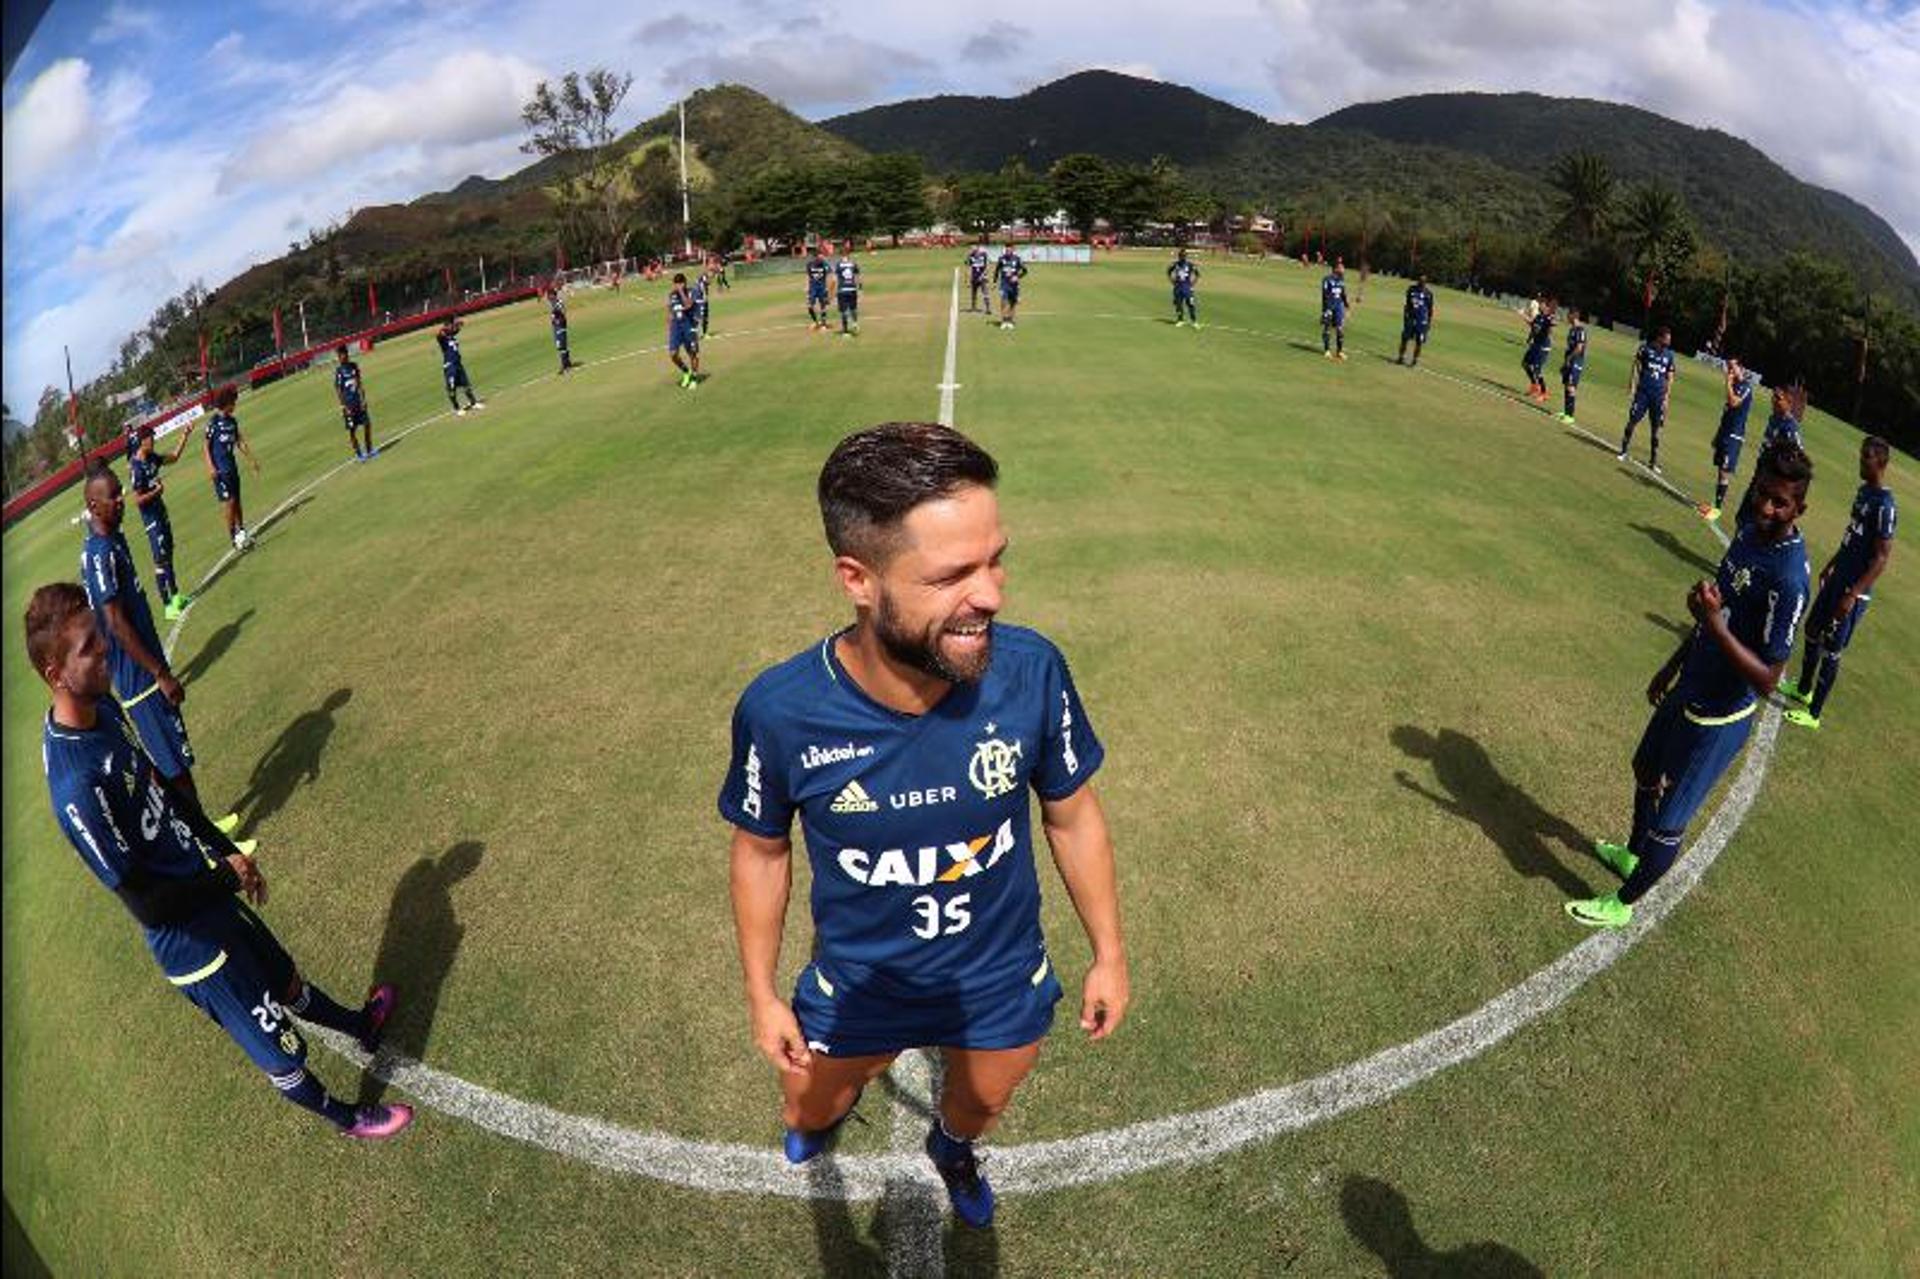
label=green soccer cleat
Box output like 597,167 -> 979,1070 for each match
232,838 -> 259,858
1593,839 -> 1640,879
1784,707 -> 1821,730
1565,893 -> 1632,929
1559,413 -> 1575,425
163,600 -> 183,622
213,812 -> 242,836
1777,676 -> 1810,706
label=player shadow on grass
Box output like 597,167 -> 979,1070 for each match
358,840 -> 484,1107
175,608 -> 253,686
1645,611 -> 1691,638
1627,521 -> 1719,575
1341,1175 -> 1543,1277
231,688 -> 352,838
1391,726 -> 1596,899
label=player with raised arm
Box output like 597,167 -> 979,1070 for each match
806,247 -> 832,331
436,318 -> 483,416
1573,444 -> 1812,929
333,345 -> 378,461
26,582 -> 409,1140
834,251 -> 862,337
1558,310 -> 1589,425
1782,436 -> 1897,731
125,421 -> 196,620
1616,326 -> 1677,473
994,244 -> 1027,329
202,384 -> 260,550
548,286 -> 575,374
721,422 -> 1129,1228
966,244 -> 991,313
667,273 -> 703,389
1320,259 -> 1349,360
1522,298 -> 1555,404
1397,275 -> 1434,365
1168,248 -> 1201,327
1697,358 -> 1756,523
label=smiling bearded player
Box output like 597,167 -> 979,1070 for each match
720,421 -> 1129,1228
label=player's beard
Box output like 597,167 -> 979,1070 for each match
874,589 -> 993,684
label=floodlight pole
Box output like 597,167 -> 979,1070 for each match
479,255 -> 488,294
298,299 -> 310,351
679,98 -> 693,259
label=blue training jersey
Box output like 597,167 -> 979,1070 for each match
1761,410 -> 1803,454
967,248 -> 989,278
1832,484 -> 1898,589
80,527 -> 166,701
692,277 -> 709,306
550,302 -> 568,332
1404,285 -> 1432,323
668,290 -> 694,330
807,257 -> 830,288
127,447 -> 166,502
1526,312 -> 1554,351
1635,343 -> 1676,398
1676,524 -> 1810,717
43,699 -> 230,982
718,623 -> 1104,998
335,360 -> 365,407
996,251 -> 1025,283
1563,324 -> 1587,367
205,413 -> 240,475
436,329 -> 462,367
1169,260 -> 1199,290
1321,275 -> 1347,309
1718,375 -> 1755,439
835,259 -> 860,293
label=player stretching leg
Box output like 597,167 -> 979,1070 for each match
1168,249 -> 1200,327
334,345 -> 378,460
126,421 -> 197,619
1698,358 -> 1756,522
436,318 -> 483,415
27,582 -> 409,1140
806,248 -> 832,331
1522,299 -> 1555,405
1398,275 -> 1434,365
994,245 -> 1027,329
1320,259 -> 1349,360
966,245 -> 990,312
1617,326 -> 1677,473
834,252 -> 862,337
1558,311 -> 1588,424
667,274 -> 703,388
202,385 -> 260,550
723,423 -> 1129,1228
1783,436 -> 1897,731
1573,445 -> 1812,927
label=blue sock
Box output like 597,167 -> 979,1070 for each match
156,564 -> 176,599
1809,649 -> 1842,718
1619,828 -> 1682,904
289,981 -> 366,1038
272,1067 -> 355,1128
1714,477 -> 1730,509
927,1119 -> 975,1163
1796,641 -> 1822,696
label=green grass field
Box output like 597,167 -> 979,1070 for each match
4,249 -> 1915,1276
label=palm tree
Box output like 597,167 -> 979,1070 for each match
1550,151 -> 1615,246
1619,183 -> 1697,316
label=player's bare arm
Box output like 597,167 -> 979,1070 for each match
100,597 -> 183,704
728,824 -> 811,1074
1040,782 -> 1129,1040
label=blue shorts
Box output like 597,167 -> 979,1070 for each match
552,327 -> 569,350
141,508 -> 173,565
809,283 -> 828,303
341,403 -> 369,430
1713,432 -> 1744,473
969,272 -> 986,292
1627,390 -> 1666,428
212,471 -> 240,504
1322,305 -> 1346,329
1524,345 -> 1550,376
669,325 -> 699,355
1633,693 -> 1755,833
1174,286 -> 1195,302
1562,362 -> 1584,387
837,291 -> 858,312
792,954 -> 1062,1057
175,901 -> 306,1079
1808,579 -> 1870,652
120,685 -> 196,779
1000,283 -> 1020,305
443,361 -> 470,391
1403,320 -> 1429,342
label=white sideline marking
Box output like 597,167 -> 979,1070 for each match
938,269 -> 960,427
180,294 -> 1768,1203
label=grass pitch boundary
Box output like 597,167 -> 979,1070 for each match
149,292 -> 1772,1204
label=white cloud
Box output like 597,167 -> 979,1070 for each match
90,3 -> 161,45
2,60 -> 95,201
669,35 -> 935,108
218,49 -> 545,193
962,20 -> 1031,63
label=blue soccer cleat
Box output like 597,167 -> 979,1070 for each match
783,1088 -> 863,1165
925,1124 -> 995,1227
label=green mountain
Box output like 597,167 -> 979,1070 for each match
1314,93 -> 1920,309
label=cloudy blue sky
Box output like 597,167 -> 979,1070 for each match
5,0 -> 1918,412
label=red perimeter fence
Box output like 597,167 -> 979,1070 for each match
4,283 -> 540,529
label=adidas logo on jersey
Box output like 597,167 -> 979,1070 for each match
830,780 -> 879,814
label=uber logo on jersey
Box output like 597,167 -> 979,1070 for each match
889,785 -> 957,810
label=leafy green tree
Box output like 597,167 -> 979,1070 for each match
1049,153 -> 1117,236
521,68 -> 638,264
1618,183 -> 1697,312
949,172 -> 1014,236
1000,159 -> 1053,231
1550,151 -> 1615,246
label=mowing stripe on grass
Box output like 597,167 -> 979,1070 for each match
938,269 -> 961,427
179,298 -> 1769,1203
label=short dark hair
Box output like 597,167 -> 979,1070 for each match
24,581 -> 89,676
83,459 -> 117,492
212,384 -> 239,412
1757,442 -> 1813,493
1656,326 -> 1672,340
672,272 -> 687,284
1863,435 -> 1891,465
336,344 -> 349,358
818,423 -> 999,564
